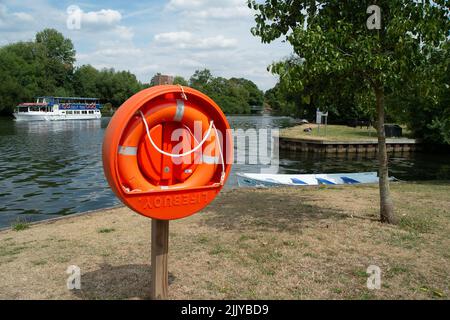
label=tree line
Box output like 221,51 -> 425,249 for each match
175,69 -> 264,114
0,28 -> 263,116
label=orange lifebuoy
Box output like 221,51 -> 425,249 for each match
102,85 -> 233,220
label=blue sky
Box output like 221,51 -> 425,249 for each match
0,0 -> 293,90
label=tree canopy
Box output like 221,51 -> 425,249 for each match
256,0 -> 449,143
171,69 -> 264,114
249,0 -> 449,223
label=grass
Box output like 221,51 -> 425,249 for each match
31,260 -> 47,266
97,228 -> 115,234
11,220 -> 30,232
0,181 -> 449,299
0,242 -> 28,264
280,124 -> 412,142
399,215 -> 434,233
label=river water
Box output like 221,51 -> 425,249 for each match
0,116 -> 449,228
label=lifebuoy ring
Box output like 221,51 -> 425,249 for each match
118,100 -> 219,192
103,85 -> 233,220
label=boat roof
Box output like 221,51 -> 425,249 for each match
18,103 -> 47,106
37,96 -> 100,101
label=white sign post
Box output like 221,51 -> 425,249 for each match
316,109 -> 322,135
316,109 -> 329,136
316,109 -> 322,125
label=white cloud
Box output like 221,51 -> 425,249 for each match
166,0 -> 244,10
166,0 -> 206,10
154,31 -> 237,49
186,7 -> 251,19
178,58 -> 204,68
12,12 -> 34,22
86,47 -> 142,58
166,0 -> 251,20
0,4 -> 36,31
66,7 -> 123,31
81,9 -> 122,27
154,31 -> 191,43
65,7 -> 134,47
114,25 -> 134,40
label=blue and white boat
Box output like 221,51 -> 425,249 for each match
13,96 -> 102,121
237,172 -> 382,187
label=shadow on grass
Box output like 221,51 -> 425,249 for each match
407,180 -> 450,186
72,263 -> 175,300
203,188 -> 349,233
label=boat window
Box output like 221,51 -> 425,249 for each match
67,111 -> 73,115
82,110 -> 87,114
74,111 -> 80,114
88,110 -> 94,114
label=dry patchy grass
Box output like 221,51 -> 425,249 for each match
0,181 -> 449,300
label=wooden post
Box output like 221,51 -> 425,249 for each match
151,219 -> 169,300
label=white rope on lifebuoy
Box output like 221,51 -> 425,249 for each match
212,123 -> 226,184
178,85 -> 188,100
139,109 -> 226,185
139,110 -> 212,158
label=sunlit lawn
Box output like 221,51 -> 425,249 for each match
281,124 -> 411,142
0,182 -> 449,299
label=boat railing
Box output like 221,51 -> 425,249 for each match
59,103 -> 101,110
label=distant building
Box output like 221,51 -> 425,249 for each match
151,74 -> 174,86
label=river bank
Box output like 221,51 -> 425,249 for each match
2,116 -> 450,228
279,124 -> 421,153
1,182 -> 449,299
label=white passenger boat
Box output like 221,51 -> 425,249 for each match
13,96 -> 102,121
237,172 -> 382,187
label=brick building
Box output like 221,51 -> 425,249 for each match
151,74 -> 174,86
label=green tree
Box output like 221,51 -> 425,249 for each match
229,77 -> 264,106
207,76 -> 251,114
173,75 -> 188,86
388,43 -> 450,144
264,83 -> 293,116
189,69 -> 213,89
73,65 -> 100,98
188,69 -> 258,114
0,41 -> 47,114
35,29 -> 76,93
249,0 -> 449,224
35,29 -> 76,66
95,68 -> 142,107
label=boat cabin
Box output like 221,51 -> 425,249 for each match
15,97 -> 102,113
13,96 -> 102,121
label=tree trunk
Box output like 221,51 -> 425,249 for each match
375,86 -> 396,224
